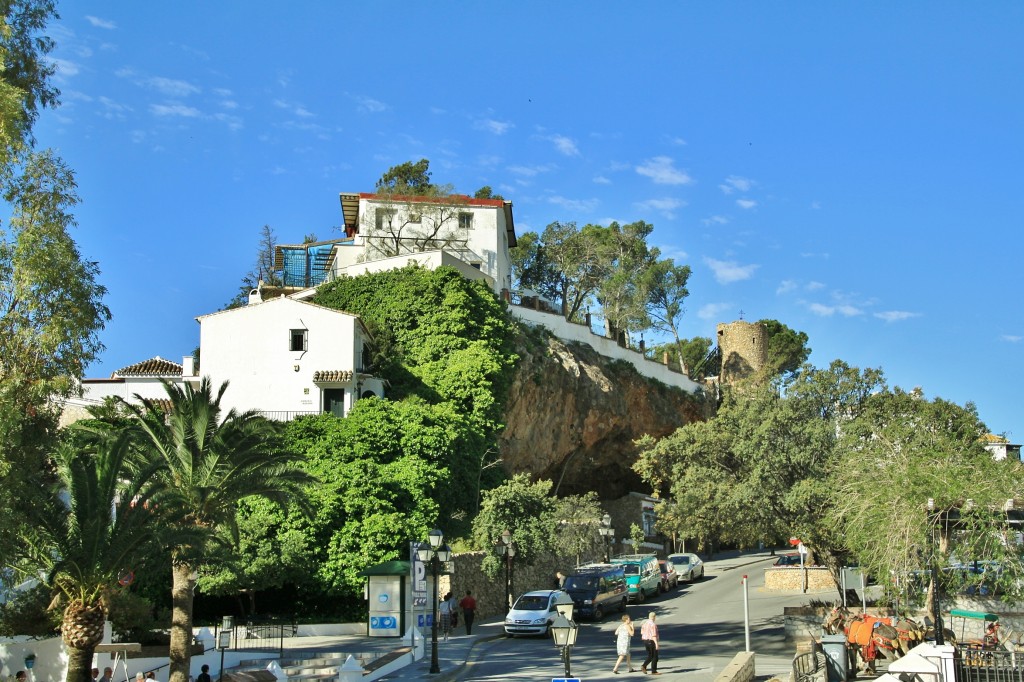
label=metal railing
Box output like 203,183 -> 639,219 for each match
219,617 -> 298,656
793,651 -> 825,682
956,648 -> 1024,682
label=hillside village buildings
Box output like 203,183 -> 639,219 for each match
66,190 -> 701,424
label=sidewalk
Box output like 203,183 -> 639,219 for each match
376,617 -> 507,681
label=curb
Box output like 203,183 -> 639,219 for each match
433,631 -> 508,681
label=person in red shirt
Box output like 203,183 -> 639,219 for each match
458,590 -> 477,634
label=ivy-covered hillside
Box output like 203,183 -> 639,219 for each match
196,266 -> 520,613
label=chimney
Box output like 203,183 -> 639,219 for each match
182,355 -> 195,377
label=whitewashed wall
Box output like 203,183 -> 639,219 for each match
510,306 -> 703,394
198,297 -> 368,416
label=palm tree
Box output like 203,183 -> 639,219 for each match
18,431 -> 163,682
124,378 -> 311,682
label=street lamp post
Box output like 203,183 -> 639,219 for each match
217,617 -> 233,682
498,529 -> 516,609
416,529 -> 452,675
598,513 -> 615,561
550,592 -> 579,676
926,498 -> 945,645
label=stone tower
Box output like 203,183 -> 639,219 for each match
717,320 -> 768,384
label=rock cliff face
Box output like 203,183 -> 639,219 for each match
499,329 -> 712,499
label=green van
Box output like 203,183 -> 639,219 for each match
610,554 -> 661,603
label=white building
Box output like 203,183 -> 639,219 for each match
273,193 -> 516,296
196,295 -> 384,420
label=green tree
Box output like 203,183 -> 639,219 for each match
759,319 -> 811,381
644,259 -> 693,368
512,221 -> 607,321
0,0 -> 60,167
649,337 -> 712,377
551,492 -> 606,565
830,389 -> 1024,609
0,150 -> 110,544
473,185 -> 504,201
636,360 -> 886,577
223,224 -> 280,309
376,158 -> 434,194
473,475 -> 557,577
596,220 -> 658,338
13,431 -> 162,682
281,400 -> 455,593
120,378 -> 312,682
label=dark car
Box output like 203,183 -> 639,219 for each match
658,560 -> 679,592
774,553 -> 805,566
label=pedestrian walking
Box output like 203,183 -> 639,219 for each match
640,611 -> 660,675
459,590 -> 477,635
612,614 -> 636,674
439,591 -> 454,641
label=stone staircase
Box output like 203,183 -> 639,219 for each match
230,647 -> 411,682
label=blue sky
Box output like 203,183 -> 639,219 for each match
34,3 -> 1023,437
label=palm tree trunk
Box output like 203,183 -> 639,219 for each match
62,601 -> 106,682
65,645 -> 95,682
169,562 -> 195,682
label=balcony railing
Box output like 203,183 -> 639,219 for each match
258,410 -> 321,422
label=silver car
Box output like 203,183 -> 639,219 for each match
668,552 -> 705,582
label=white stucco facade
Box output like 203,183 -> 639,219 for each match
332,193 -> 515,293
196,296 -> 384,419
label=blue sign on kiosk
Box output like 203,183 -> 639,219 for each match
552,678 -> 581,682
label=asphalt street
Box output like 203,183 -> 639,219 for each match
442,551 -> 827,681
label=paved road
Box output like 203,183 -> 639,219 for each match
452,552 -> 823,681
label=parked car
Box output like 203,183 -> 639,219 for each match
562,563 -> 628,620
668,552 -> 705,582
658,560 -> 679,592
774,553 -> 807,566
610,554 -> 661,602
504,589 -> 566,637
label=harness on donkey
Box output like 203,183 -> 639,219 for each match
823,606 -> 927,674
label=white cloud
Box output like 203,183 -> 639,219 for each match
85,15 -> 116,29
698,302 -> 733,321
550,134 -> 579,156
702,215 -> 728,226
665,136 -> 687,146
51,58 -> 80,79
777,280 -> 798,295
636,156 -> 692,185
354,95 -> 387,113
704,257 -> 758,284
736,198 -> 758,210
213,112 -> 243,131
810,201 -> 822,209
479,119 -> 513,135
807,302 -> 863,317
98,96 -> 131,119
1002,335 -> 1023,343
874,310 -> 921,322
146,77 -> 200,97
635,197 -> 685,219
806,281 -> 826,291
508,164 -> 551,177
593,176 -> 611,185
719,175 -> 753,194
657,245 -> 689,261
150,103 -> 201,118
548,195 -> 599,213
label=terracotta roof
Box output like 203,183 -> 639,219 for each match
313,370 -> 353,382
114,356 -> 182,378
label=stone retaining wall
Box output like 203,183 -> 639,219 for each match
764,567 -> 834,592
714,651 -> 756,682
438,551 -> 578,619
